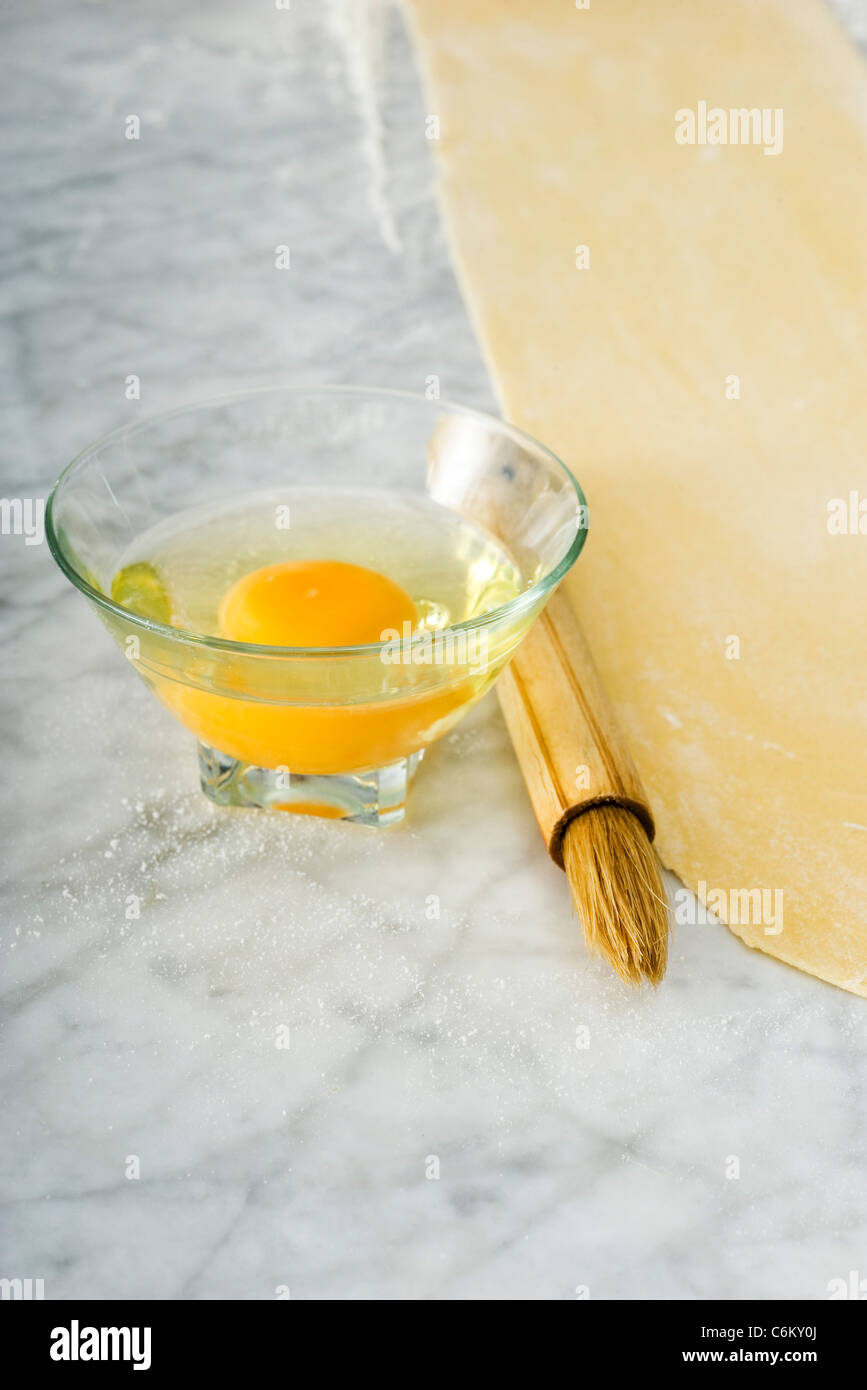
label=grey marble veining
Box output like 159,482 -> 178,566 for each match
0,0 -> 865,1301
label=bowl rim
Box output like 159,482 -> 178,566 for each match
46,384 -> 589,659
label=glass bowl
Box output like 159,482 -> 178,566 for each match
47,386 -> 588,824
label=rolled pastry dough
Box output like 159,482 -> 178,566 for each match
407,0 -> 867,993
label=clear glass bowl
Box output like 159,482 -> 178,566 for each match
47,386 -> 588,824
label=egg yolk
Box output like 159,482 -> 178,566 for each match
218,559 -> 417,648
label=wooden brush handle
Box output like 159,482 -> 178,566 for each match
497,589 -> 656,867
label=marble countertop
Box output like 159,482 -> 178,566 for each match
1,0 -> 865,1300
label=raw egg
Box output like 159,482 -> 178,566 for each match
218,559 -> 417,648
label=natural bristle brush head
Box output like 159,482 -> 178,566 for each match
562,804 -> 670,986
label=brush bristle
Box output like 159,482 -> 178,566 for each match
562,805 -> 669,985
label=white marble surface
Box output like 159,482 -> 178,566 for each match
1,0 -> 865,1301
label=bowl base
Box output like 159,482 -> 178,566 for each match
197,742 -> 423,826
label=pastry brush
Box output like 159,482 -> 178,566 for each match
424,414 -> 668,983
497,588 -> 670,984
